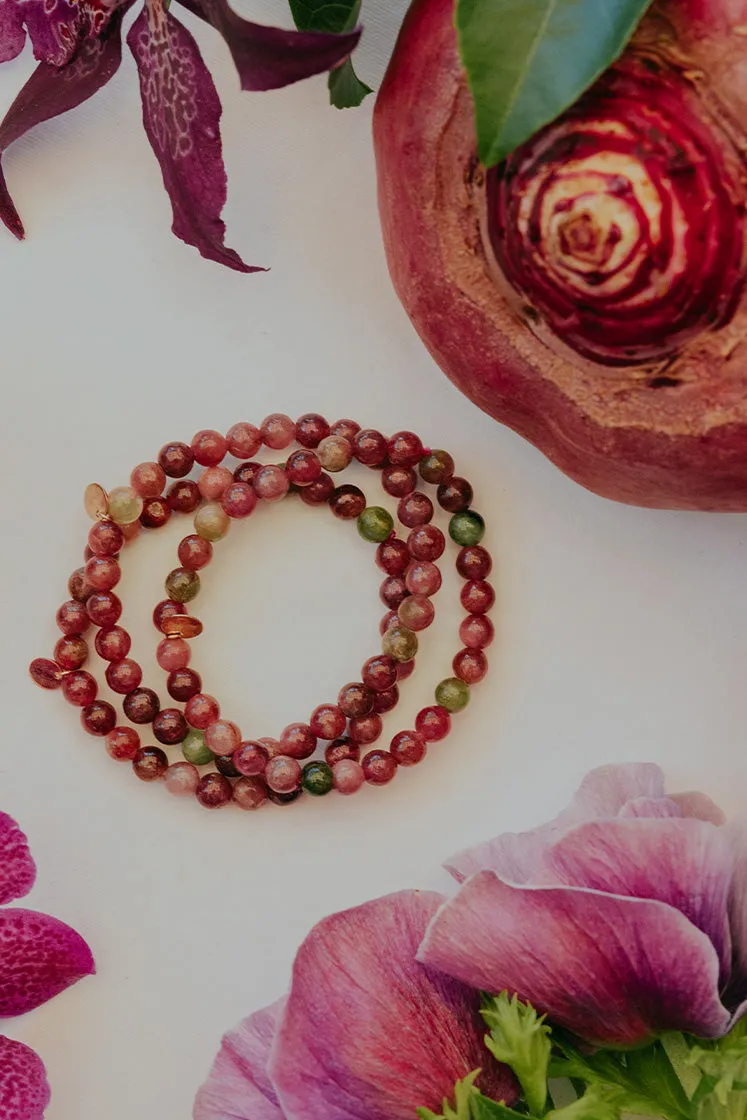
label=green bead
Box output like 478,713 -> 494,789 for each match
449,510 -> 485,547
435,677 -> 470,713
357,506 -> 394,543
165,567 -> 200,603
382,624 -> 419,663
182,730 -> 214,765
302,761 -> 334,796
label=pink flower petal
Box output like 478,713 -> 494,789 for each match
0,814 -> 36,906
177,0 -> 360,92
127,0 -> 260,273
0,3 -> 25,62
0,908 -> 94,1018
0,15 -> 129,241
541,818 -> 734,983
194,1000 -> 286,1120
418,871 -> 733,1046
0,1036 -> 50,1120
445,763 -> 666,883
269,891 -> 518,1120
727,815 -> 747,1002
617,797 -> 682,818
669,791 -> 727,826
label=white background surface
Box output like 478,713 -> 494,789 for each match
1,3 -> 747,1116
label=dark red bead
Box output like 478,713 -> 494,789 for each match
222,482 -> 257,519
95,626 -> 131,662
338,682 -> 375,718
286,449 -> 322,486
29,658 -> 64,690
453,647 -> 488,684
352,429 -> 388,467
309,704 -> 347,741
54,635 -> 88,671
196,773 -> 233,808
88,520 -> 123,557
185,693 -> 220,729
382,465 -> 417,498
178,535 -> 213,570
62,671 -> 98,707
105,726 -> 140,761
416,705 -> 451,741
419,449 -> 455,485
159,442 -> 194,478
83,546 -> 94,562
324,738 -> 360,766
106,658 -> 143,694
349,714 -> 383,744
167,668 -> 202,702
361,654 -> 398,692
56,600 -> 90,636
81,701 -> 117,736
153,708 -> 189,744
379,610 -> 399,636
361,749 -> 397,785
457,545 -> 493,581
140,496 -> 171,529
396,659 -> 416,682
153,599 -> 186,631
214,753 -> 241,778
437,477 -> 473,512
267,787 -> 303,805
233,742 -> 270,777
192,429 -> 228,467
123,688 -> 160,724
405,561 -> 442,597
279,723 -> 317,760
460,614 -> 495,649
380,576 -> 409,610
68,567 -> 93,603
387,431 -> 424,468
373,684 -> 399,714
167,480 -> 201,514
408,525 -> 446,562
330,419 -> 360,442
461,580 -> 495,615
233,461 -> 262,486
132,746 -> 168,782
87,591 -> 122,628
84,556 -> 121,591
295,413 -> 330,449
376,538 -> 410,576
390,730 -> 427,766
330,485 -> 366,520
296,473 -> 332,506
397,492 -> 434,528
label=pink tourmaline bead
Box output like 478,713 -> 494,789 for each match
130,462 -> 166,498
408,525 -> 446,561
380,576 -> 409,610
233,776 -> 268,810
376,539 -> 410,576
54,636 -> 88,671
29,658 -> 64,689
353,429 -> 388,466
453,647 -> 488,684
260,413 -> 295,450
185,693 -> 220,729
56,600 -> 90,636
233,742 -> 270,777
460,580 -> 495,615
61,670 -> 98,707
205,719 -> 242,756
221,482 -> 257,519
196,773 -> 233,808
84,556 -> 121,591
198,465 -> 233,500
191,429 -> 228,467
299,474 -> 335,506
178,535 -> 213,571
361,750 -> 397,785
382,465 -> 417,498
330,419 -> 360,442
265,755 -> 302,794
373,684 -> 399,714
460,614 -> 495,649
398,492 -> 434,528
87,591 -> 122,628
226,422 -> 261,459
105,726 -> 140,761
348,713 -> 383,745
361,655 -> 398,692
157,638 -> 191,672
405,561 -> 442,597
95,626 -> 131,662
332,759 -> 365,795
88,520 -> 123,557
388,431 -> 424,467
397,659 -> 416,682
165,762 -> 200,797
379,610 -> 400,636
81,701 -> 116,736
105,658 -> 143,694
398,594 -> 435,632
295,413 -> 330,449
254,465 -> 289,502
286,449 -> 322,486
456,545 -> 492,581
257,737 -> 281,757
167,668 -> 202,702
325,738 -> 359,766
309,704 -> 347,741
390,730 -> 427,766
416,705 -> 451,741
120,520 -> 142,544
280,723 -> 317,760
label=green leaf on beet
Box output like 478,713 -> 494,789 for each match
288,0 -> 371,107
455,0 -> 655,167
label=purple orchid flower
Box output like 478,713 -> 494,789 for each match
193,890 -> 519,1120
0,811 -> 94,1120
0,0 -> 360,270
418,762 -> 747,1048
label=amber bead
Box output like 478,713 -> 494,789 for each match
295,413 -> 330,448
95,626 -> 131,662
123,688 -> 160,724
390,730 -> 427,766
153,708 -> 189,745
140,497 -> 171,529
437,477 -> 473,513
338,682 -> 375,718
167,480 -> 201,513
81,701 -> 117,736
105,659 -> 143,694
159,442 -> 194,478
132,747 -> 168,782
29,658 -> 64,690
318,436 -> 352,473
361,750 -> 397,785
330,485 -> 366,520
167,668 -> 202,702
56,600 -> 90,636
419,449 -> 455,485
54,636 -> 88,671
165,568 -> 200,603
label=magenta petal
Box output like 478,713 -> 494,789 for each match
177,0 -> 360,92
0,1036 -> 50,1120
0,3 -> 25,62
270,891 -> 518,1120
0,17 -> 128,241
194,1000 -> 286,1120
727,816 -> 747,1002
127,2 -> 260,273
419,872 -> 733,1046
20,0 -> 85,66
0,908 -> 94,1018
0,815 -> 36,906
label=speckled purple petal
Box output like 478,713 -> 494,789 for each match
669,791 -> 727,826
177,0 -> 360,92
0,14 -> 128,241
0,4 -> 25,62
418,872 -> 732,1047
127,0 -> 259,273
19,0 -> 86,66
0,1036 -> 50,1120
194,1000 -> 286,1120
0,815 -> 36,906
541,818 -> 734,983
269,891 -> 518,1120
0,908 -> 94,1018
445,763 -> 666,884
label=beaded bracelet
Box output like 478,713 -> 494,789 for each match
29,415 -> 494,811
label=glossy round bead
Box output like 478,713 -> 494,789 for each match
405,561 -> 442,597
379,610 -> 400,636
376,538 -> 410,576
456,545 -> 492,581
84,556 -> 120,591
318,435 -> 352,473
214,753 -> 241,778
265,755 -> 302,794
105,658 -> 143,694
380,576 -> 409,610
330,485 -> 366,520
388,431 -> 424,467
398,594 -> 435,631
95,626 -> 131,662
254,465 -> 290,503
132,747 -> 168,781
87,591 -> 122,628
81,701 -> 116,736
198,465 -> 233,500
221,482 -> 257,519
353,429 -> 388,467
461,580 -> 495,614
373,684 -> 399,714
233,776 -> 268,810
435,677 -> 470,713
62,670 -> 97,707
330,419 -> 360,442
398,493 -> 434,528
205,719 -> 242,757
453,647 -> 488,684
153,600 -> 186,631
54,635 -> 88,671
156,638 -> 191,672
191,429 -> 228,467
416,705 -> 451,741
153,708 -> 189,745
397,659 -> 416,681
185,693 -> 220,729
107,486 -> 143,526
122,519 -> 143,543
338,682 -> 375,718
196,773 -> 233,808
167,480 -> 201,514
280,723 -> 317,760
167,668 -> 202,702
325,738 -> 360,766
165,568 -> 200,603
123,687 -> 160,723
68,568 -> 94,604
449,510 -> 486,547
226,422 -> 261,459
348,714 -> 383,745
233,462 -> 261,486
460,614 -> 495,649
361,750 -> 397,785
182,729 -> 214,765
390,730 -> 427,766
438,477 -> 474,513
382,465 -> 417,497
29,658 -> 65,689
408,525 -> 446,562
194,502 -> 230,542
105,726 -> 141,761
361,655 -> 398,692
299,473 -> 335,505
140,497 -> 171,529
260,413 -> 295,450
159,442 -> 194,478
233,742 -> 270,777
295,413 -> 330,448
286,449 -> 322,487
164,762 -> 200,797
131,462 -> 166,498
309,704 -> 347,741
88,520 -> 123,557
301,761 -> 334,796
358,506 -> 394,543
177,535 -> 213,572
257,737 -> 280,757
382,625 -> 418,662
333,759 -> 365,794
419,449 -> 455,485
